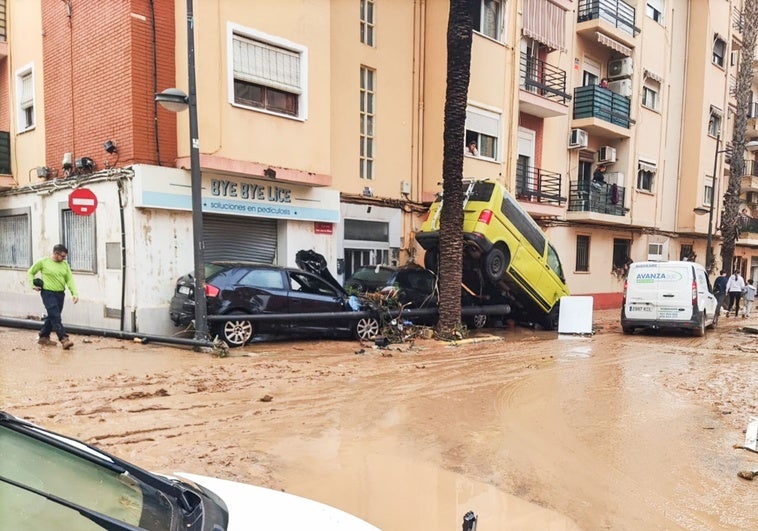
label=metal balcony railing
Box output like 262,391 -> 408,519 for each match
0,0 -> 6,41
744,160 -> 758,177
568,180 -> 626,216
519,52 -> 571,105
733,6 -> 744,33
515,164 -> 565,206
573,84 -> 632,128
739,215 -> 758,234
577,0 -> 638,37
0,131 -> 10,174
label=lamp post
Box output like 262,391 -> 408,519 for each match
694,134 -> 725,272
155,0 -> 209,342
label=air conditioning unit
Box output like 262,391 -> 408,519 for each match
647,241 -> 668,262
569,128 -> 589,149
749,102 -> 758,119
608,78 -> 633,98
608,57 -> 633,79
597,146 -> 617,164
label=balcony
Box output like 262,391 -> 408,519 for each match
572,85 -> 633,137
567,180 -> 627,221
740,161 -> 758,192
738,215 -> 758,246
519,52 -> 571,118
748,114 -> 758,139
0,0 -> 6,59
515,164 -> 565,206
576,0 -> 639,48
733,6 -> 744,40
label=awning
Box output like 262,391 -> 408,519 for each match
638,161 -> 657,173
523,0 -> 567,52
596,32 -> 632,57
644,69 -> 663,83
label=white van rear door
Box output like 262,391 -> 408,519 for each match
626,263 -> 694,321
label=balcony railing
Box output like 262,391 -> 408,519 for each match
573,84 -> 632,128
515,164 -> 565,206
743,160 -> 758,177
0,0 -> 6,41
519,52 -> 571,105
733,6 -> 744,33
568,180 -> 626,216
0,131 -> 10,174
739,215 -> 758,234
577,0 -> 638,37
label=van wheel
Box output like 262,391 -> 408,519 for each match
540,305 -> 560,331
622,326 -> 634,335
483,247 -> 507,283
693,312 -> 706,337
424,247 -> 439,273
468,313 -> 488,329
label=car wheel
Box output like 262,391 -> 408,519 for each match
693,311 -> 706,337
469,313 -> 488,329
483,247 -> 507,283
540,304 -> 560,331
424,247 -> 439,273
219,312 -> 254,347
354,316 -> 380,340
622,326 -> 634,335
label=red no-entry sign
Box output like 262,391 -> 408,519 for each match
68,188 -> 98,216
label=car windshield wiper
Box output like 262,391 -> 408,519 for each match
0,473 -> 143,531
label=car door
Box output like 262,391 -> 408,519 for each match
235,267 -> 289,333
287,271 -> 349,334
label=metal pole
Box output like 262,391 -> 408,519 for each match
706,134 -> 720,271
186,0 -> 209,341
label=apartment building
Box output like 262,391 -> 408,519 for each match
0,0 -> 754,334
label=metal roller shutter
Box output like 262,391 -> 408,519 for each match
202,214 -> 277,263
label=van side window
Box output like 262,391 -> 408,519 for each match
500,195 -> 546,255
697,269 -> 712,292
547,244 -> 565,281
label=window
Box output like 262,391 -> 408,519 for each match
637,161 -> 656,192
712,36 -> 726,67
229,26 -> 307,119
0,209 -> 31,268
641,80 -> 659,111
62,209 -> 96,272
704,177 -> 714,207
469,0 -> 503,41
16,65 -> 35,131
679,244 -> 694,261
465,106 -> 500,160
708,106 -> 722,137
575,235 -> 590,272
612,238 -> 631,269
360,66 -> 375,180
646,1 -> 664,24
360,0 -> 375,46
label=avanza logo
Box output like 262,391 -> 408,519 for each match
634,271 -> 684,283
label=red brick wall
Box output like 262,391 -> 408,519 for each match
0,57 -> 8,131
518,113 -> 543,168
42,0 -> 176,173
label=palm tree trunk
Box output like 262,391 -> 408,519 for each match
437,0 -> 472,336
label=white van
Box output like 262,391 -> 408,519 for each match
620,261 -> 717,336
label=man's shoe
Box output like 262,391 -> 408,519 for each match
61,338 -> 74,350
38,337 -> 57,346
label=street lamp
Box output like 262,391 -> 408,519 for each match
694,134 -> 726,272
155,0 -> 209,343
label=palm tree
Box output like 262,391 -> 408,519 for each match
721,0 -> 758,272
436,0 -> 473,336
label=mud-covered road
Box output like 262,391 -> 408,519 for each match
2,309 -> 756,530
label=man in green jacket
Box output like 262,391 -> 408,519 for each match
28,244 -> 79,348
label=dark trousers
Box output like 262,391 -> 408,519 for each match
39,290 -> 68,340
727,292 -> 743,315
715,293 -> 727,316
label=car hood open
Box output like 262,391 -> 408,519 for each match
174,472 -> 379,530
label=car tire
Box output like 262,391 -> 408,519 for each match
622,325 -> 634,335
468,313 -> 488,329
354,316 -> 380,340
540,304 -> 560,331
483,247 -> 507,283
424,247 -> 439,273
693,311 -> 706,337
218,312 -> 254,347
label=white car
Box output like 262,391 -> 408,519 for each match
0,411 -> 379,530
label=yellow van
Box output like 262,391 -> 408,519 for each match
416,179 -> 569,329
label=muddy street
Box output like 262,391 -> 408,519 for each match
1,309 -> 756,530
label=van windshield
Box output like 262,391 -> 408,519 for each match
468,182 -> 495,202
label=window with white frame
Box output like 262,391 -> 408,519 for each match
637,160 -> 656,192
575,235 -> 590,272
465,106 -> 500,160
642,80 -> 659,111
0,209 -> 31,268
712,35 -> 726,67
62,209 -> 96,273
704,177 -> 714,207
360,0 -> 375,46
16,65 -> 35,131
229,26 -> 307,119
360,66 -> 375,180
708,106 -> 722,137
646,0 -> 664,24
469,0 -> 504,41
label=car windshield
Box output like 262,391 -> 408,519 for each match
0,424 -> 174,530
205,263 -> 229,278
350,267 -> 395,284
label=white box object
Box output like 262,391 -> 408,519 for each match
558,296 -> 594,334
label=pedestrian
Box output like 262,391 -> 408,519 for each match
713,270 -> 728,322
725,270 -> 745,317
28,244 -> 78,348
742,279 -> 756,318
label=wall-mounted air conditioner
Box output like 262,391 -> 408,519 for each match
608,79 -> 633,98
608,57 -> 633,79
569,128 -> 588,149
597,146 -> 617,164
647,241 -> 668,262
749,102 -> 758,119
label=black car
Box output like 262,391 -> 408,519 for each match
170,262 -> 380,347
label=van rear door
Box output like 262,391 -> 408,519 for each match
626,263 -> 695,321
